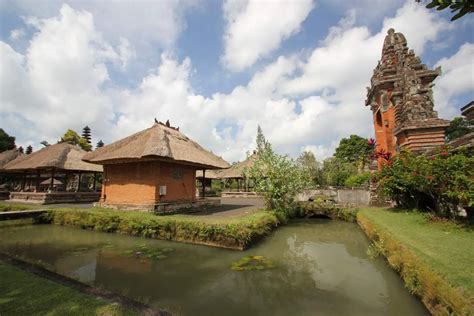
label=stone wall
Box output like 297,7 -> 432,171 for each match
9,192 -> 100,204
297,188 -> 371,206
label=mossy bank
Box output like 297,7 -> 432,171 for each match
36,207 -> 280,250
357,208 -> 474,315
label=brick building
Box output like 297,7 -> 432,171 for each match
83,121 -> 230,211
365,29 -> 449,164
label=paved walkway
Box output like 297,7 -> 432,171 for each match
189,197 -> 264,218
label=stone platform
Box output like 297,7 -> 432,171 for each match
9,192 -> 101,204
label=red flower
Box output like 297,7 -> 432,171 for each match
440,151 -> 449,157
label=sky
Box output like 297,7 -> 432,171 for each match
0,0 -> 473,163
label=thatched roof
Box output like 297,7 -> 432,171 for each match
217,153 -> 257,179
83,122 -> 230,169
0,149 -> 23,170
196,169 -> 223,179
4,142 -> 102,172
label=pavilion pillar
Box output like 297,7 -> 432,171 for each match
21,171 -> 26,192
35,169 -> 40,192
202,169 -> 206,199
93,172 -> 97,191
50,168 -> 55,191
76,172 -> 82,192
64,171 -> 69,192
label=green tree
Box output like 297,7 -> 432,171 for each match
59,129 -> 92,151
446,117 -> 471,142
246,127 -> 311,215
297,151 -> 322,186
25,145 -> 33,155
321,158 -> 358,186
0,129 -> 15,152
418,0 -> 473,21
96,140 -> 104,148
18,146 -> 24,154
334,135 -> 373,164
82,126 -> 92,144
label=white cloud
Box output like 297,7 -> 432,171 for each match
9,29 -> 25,41
1,1 -> 471,164
433,43 -> 474,118
222,0 -> 314,71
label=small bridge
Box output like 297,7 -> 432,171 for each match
0,210 -> 47,221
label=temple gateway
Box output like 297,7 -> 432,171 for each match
366,28 -> 449,162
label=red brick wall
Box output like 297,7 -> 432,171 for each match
101,161 -> 196,206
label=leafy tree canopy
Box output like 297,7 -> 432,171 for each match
0,128 -> 16,153
25,145 -> 33,155
321,158 -> 358,187
446,117 -> 471,142
96,140 -> 104,148
297,151 -> 322,186
419,0 -> 473,21
59,129 -> 92,151
334,135 -> 373,163
246,127 -> 311,214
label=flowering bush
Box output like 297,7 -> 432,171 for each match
376,149 -> 474,217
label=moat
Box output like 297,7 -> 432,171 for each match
0,219 -> 428,315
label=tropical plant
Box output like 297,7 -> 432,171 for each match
59,129 -> 92,151
376,149 -> 474,217
246,127 -> 311,214
418,0 -> 473,21
297,151 -> 322,186
446,117 -> 471,142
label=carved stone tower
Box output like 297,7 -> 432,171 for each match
365,29 -> 448,161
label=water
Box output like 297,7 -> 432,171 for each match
0,219 -> 428,315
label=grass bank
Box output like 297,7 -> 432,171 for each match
358,208 -> 474,315
0,261 -> 136,315
37,207 -> 280,250
0,201 -> 41,212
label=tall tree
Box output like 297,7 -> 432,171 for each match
0,128 -> 16,152
25,145 -> 33,155
82,126 -> 92,144
334,135 -> 373,164
60,129 -> 92,151
18,146 -> 24,154
256,125 -> 270,153
321,158 -> 358,187
96,140 -> 104,148
446,117 -> 471,142
297,151 -> 322,185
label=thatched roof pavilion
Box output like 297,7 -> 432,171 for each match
2,143 -> 102,204
4,142 -> 102,173
83,122 -> 230,211
83,122 -> 229,169
218,153 -> 257,179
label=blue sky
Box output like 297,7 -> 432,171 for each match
0,0 -> 473,162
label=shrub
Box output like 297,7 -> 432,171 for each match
375,149 -> 474,218
344,172 -> 371,188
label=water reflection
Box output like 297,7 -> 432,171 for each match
0,219 -> 428,316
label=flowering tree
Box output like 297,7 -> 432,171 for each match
376,148 -> 474,217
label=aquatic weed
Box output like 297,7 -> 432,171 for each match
230,255 -> 275,271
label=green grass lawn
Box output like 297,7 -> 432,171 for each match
0,201 -> 42,212
0,262 -> 135,315
359,208 -> 474,296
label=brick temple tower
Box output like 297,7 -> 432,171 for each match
365,29 -> 449,162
